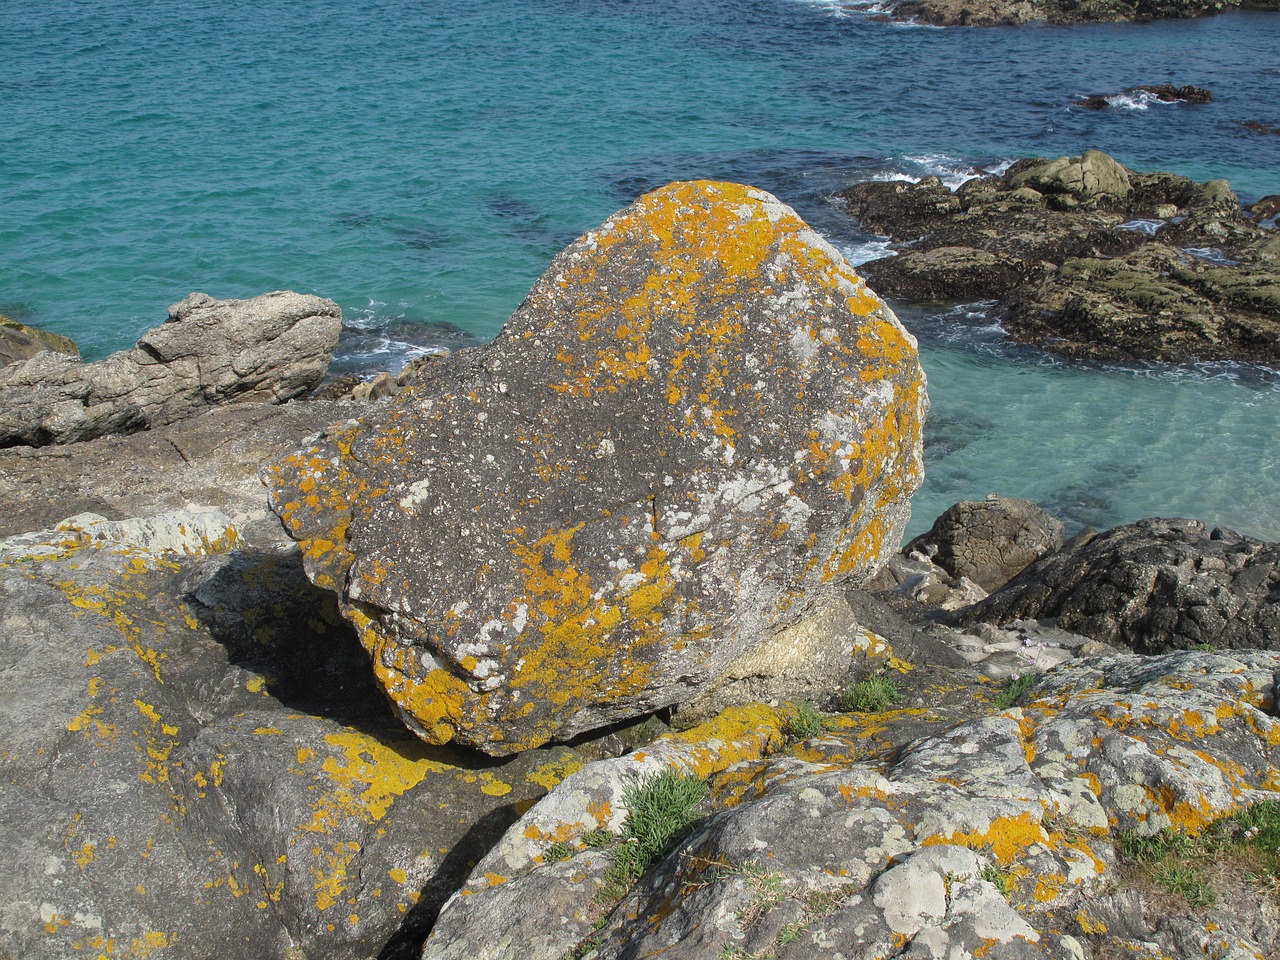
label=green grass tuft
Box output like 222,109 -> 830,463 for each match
841,674 -> 901,713
783,701 -> 830,742
993,672 -> 1041,709
599,768 -> 708,900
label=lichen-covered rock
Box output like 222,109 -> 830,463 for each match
423,650 -> 1280,960
0,291 -> 342,447
0,534 -> 591,960
906,495 -> 1065,593
266,181 -> 927,755
959,517 -> 1280,653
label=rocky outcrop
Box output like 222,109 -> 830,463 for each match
838,152 -> 1280,364
0,291 -> 342,448
0,394 -> 377,545
887,0 -> 1278,26
421,649 -> 1280,960
0,313 -> 80,366
266,181 -> 928,756
0,523 -> 595,960
958,517 -> 1280,653
905,495 -> 1065,593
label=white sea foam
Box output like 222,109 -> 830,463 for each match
1102,90 -> 1165,111
1181,247 -> 1241,266
1118,219 -> 1165,236
837,236 -> 897,266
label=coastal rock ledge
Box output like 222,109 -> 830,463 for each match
0,290 -> 342,447
266,180 -> 927,756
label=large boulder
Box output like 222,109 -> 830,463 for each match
0,290 -> 342,447
905,496 -> 1066,593
959,518 -> 1280,653
266,181 -> 928,756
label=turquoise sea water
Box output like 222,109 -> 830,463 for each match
3,0 -> 1278,538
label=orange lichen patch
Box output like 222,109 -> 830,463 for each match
668,703 -> 789,781
1141,783 -> 1220,834
297,728 -> 454,838
525,755 -> 585,791
311,839 -> 360,911
1076,910 -> 1108,935
53,575 -> 168,682
923,811 -> 1047,866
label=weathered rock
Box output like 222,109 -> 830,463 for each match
905,496 -> 1065,592
0,531 -> 591,960
0,313 -> 79,367
0,290 -> 342,447
421,649 -> 1280,960
1005,242 -> 1280,363
959,517 -> 1280,653
1008,149 -> 1132,206
0,395 -> 377,544
266,181 -> 928,756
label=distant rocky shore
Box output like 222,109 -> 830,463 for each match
840,149 -> 1280,364
882,0 -> 1279,27
2,180 -> 1278,960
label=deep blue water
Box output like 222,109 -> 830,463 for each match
2,0 -> 1278,537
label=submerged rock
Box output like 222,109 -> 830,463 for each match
267,181 -> 927,756
0,291 -> 342,447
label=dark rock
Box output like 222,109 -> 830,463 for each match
886,0 -> 1277,25
266,181 -> 928,756
957,517 -> 1280,653
0,291 -> 342,448
0,314 -> 80,367
1244,120 -> 1280,135
837,151 -> 1280,364
1138,83 -> 1213,103
905,496 -> 1065,593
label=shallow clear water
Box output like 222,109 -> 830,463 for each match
3,0 -> 1278,538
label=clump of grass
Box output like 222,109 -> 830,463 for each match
842,674 -> 901,713
599,769 -> 708,900
783,701 -> 830,742
544,841 -> 573,862
993,672 -> 1041,709
980,863 -> 1016,900
1117,800 -> 1280,907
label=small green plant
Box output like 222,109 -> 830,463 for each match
545,840 -> 573,862
842,674 -> 901,713
581,828 -> 613,848
980,863 -> 1016,900
776,920 -> 806,946
993,672 -> 1041,709
1153,861 -> 1216,907
783,701 -> 829,742
731,861 -> 787,928
599,769 -> 708,900
1117,800 -> 1280,907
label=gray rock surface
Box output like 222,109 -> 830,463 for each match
0,291 -> 342,447
0,530 -> 589,960
906,495 -> 1065,592
960,517 -> 1280,653
266,181 -> 928,755
422,649 -> 1280,960
885,0 -> 1278,26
